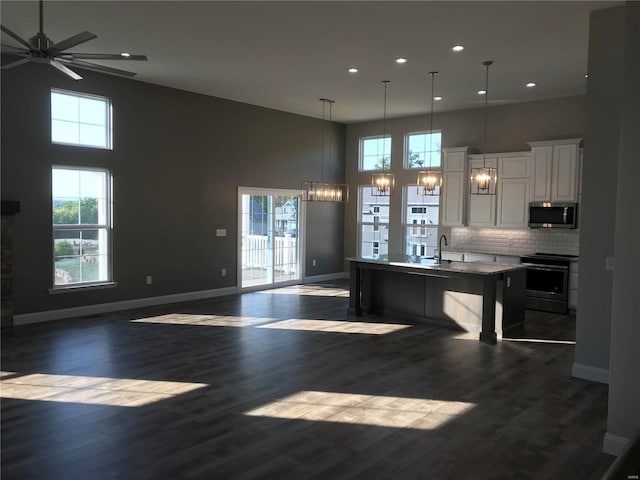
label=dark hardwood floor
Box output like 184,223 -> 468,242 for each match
1,281 -> 614,479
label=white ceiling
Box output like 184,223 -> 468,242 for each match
0,1 -> 619,123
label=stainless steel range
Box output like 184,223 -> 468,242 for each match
520,253 -> 577,314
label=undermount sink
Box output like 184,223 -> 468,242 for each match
418,257 -> 452,266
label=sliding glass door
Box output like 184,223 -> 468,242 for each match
238,187 -> 304,289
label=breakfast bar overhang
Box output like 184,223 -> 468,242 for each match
348,257 -> 527,343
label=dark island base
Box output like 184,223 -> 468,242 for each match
349,261 -> 526,343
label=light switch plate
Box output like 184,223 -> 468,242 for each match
605,257 -> 615,271
216,229 -> 227,237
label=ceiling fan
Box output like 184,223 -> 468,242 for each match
1,0 -> 147,80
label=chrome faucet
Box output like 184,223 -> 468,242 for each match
438,234 -> 448,262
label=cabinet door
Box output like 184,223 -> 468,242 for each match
443,151 -> 466,172
530,146 -> 552,201
497,178 -> 529,227
441,171 -> 465,226
551,144 -> 578,201
468,157 -> 496,226
469,194 -> 496,226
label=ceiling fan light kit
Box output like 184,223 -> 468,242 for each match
1,0 -> 147,80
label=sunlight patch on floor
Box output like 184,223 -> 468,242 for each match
245,390 -> 475,430
256,319 -> 411,335
257,286 -> 349,297
0,372 -> 207,407
502,338 -> 576,345
131,313 -> 275,327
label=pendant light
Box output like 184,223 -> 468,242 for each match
371,80 -> 394,196
417,71 -> 442,196
470,60 -> 497,195
301,98 -> 348,202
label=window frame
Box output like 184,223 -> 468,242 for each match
403,184 -> 440,261
50,88 -> 114,150
358,185 -> 390,259
404,129 -> 442,170
359,134 -> 392,172
51,165 -> 115,291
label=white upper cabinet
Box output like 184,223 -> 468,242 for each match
528,139 -> 582,202
440,147 -> 469,227
496,154 -> 530,228
468,156 -> 497,227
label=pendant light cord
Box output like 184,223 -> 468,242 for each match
429,72 -> 437,169
329,100 -> 333,181
383,80 -> 389,172
321,99 -> 326,182
482,61 -> 492,167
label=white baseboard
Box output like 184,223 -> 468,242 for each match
603,433 -> 630,456
13,286 -> 239,326
572,363 -> 610,384
303,272 -> 348,283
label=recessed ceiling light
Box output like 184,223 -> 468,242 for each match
395,58 -> 407,64
477,90 -> 486,95
452,45 -> 464,52
434,96 -> 443,101
120,52 -> 131,58
348,67 -> 359,73
526,82 -> 537,88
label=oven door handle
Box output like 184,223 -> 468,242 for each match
521,263 -> 569,272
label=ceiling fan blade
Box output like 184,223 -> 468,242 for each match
1,25 -> 34,51
1,43 -> 30,54
2,55 -> 32,69
50,59 -> 82,80
60,53 -> 148,61
49,31 -> 96,53
64,59 -> 138,78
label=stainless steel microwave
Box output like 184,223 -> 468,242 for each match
529,202 -> 577,229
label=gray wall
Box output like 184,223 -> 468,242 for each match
574,6 -> 625,378
606,2 -> 640,453
344,95 -> 585,258
1,62 -> 346,316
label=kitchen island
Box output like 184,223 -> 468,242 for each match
348,256 -> 526,343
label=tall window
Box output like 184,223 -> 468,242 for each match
404,185 -> 439,261
51,89 -> 112,149
405,131 -> 441,169
358,186 -> 389,259
360,135 -> 391,171
52,167 -> 112,287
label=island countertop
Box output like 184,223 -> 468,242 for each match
346,256 -> 525,276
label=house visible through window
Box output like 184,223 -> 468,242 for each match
358,186 -> 389,259
51,89 -> 112,149
404,185 -> 440,260
52,167 -> 112,287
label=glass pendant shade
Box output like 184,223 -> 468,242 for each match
470,61 -> 497,196
417,170 -> 441,195
301,98 -> 347,203
417,72 -> 441,197
371,172 -> 395,196
301,181 -> 348,202
470,166 -> 497,195
372,81 -> 394,196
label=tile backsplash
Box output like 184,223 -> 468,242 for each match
450,227 -> 579,257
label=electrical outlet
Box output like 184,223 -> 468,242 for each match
221,268 -> 227,277
312,259 -> 317,267
146,275 -> 152,285
605,257 -> 615,271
